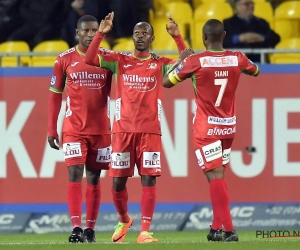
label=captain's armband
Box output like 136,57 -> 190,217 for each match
168,69 -> 182,85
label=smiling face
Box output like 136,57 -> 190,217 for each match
76,21 -> 99,49
132,22 -> 154,52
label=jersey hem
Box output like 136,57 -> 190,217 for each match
62,131 -> 111,136
112,131 -> 162,135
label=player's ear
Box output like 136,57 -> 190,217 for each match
151,35 -> 155,43
223,31 -> 226,39
75,29 -> 79,36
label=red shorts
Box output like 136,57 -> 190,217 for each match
193,137 -> 233,172
62,133 -> 111,170
109,133 -> 162,177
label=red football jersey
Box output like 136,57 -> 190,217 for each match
168,50 -> 259,139
98,51 -> 174,134
49,46 -> 112,135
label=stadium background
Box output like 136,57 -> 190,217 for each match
0,0 -> 300,234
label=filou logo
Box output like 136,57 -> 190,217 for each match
63,142 -> 82,159
98,148 -> 111,161
112,153 -> 130,167
145,153 -> 160,166
65,144 -> 79,156
143,152 -> 161,168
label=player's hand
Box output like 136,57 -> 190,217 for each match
99,12 -> 114,34
150,52 -> 159,60
179,48 -> 194,61
166,15 -> 180,37
48,136 -> 60,150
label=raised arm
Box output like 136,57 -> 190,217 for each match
166,16 -> 187,53
85,12 -> 114,67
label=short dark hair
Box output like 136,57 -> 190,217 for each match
233,0 -> 241,4
77,15 -> 98,28
133,22 -> 154,36
202,19 -> 224,42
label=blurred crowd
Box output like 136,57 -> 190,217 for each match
0,0 -> 289,63
0,0 -> 153,49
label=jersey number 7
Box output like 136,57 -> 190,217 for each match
214,78 -> 228,107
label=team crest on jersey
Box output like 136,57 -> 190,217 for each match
59,47 -> 75,57
147,63 -> 157,69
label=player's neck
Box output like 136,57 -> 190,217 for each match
133,50 -> 150,59
77,45 -> 88,54
206,43 -> 224,52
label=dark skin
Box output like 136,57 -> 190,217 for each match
163,22 -> 260,182
99,12 -> 181,191
47,20 -> 102,185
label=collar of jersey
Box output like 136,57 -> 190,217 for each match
76,45 -> 87,55
132,51 -> 151,60
206,48 -> 226,52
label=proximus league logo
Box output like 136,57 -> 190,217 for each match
122,74 -> 157,92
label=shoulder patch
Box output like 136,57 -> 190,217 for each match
99,47 -> 114,53
59,47 -> 75,57
119,52 -> 131,56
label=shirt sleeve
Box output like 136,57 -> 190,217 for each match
49,57 -> 66,93
98,48 -> 119,74
85,32 -> 119,73
239,52 -> 260,76
167,55 -> 199,84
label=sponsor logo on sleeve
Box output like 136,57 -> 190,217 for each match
177,63 -> 183,70
59,48 -> 75,57
50,76 -> 56,86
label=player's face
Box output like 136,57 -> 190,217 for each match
132,24 -> 154,52
76,21 -> 99,49
236,0 -> 254,19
